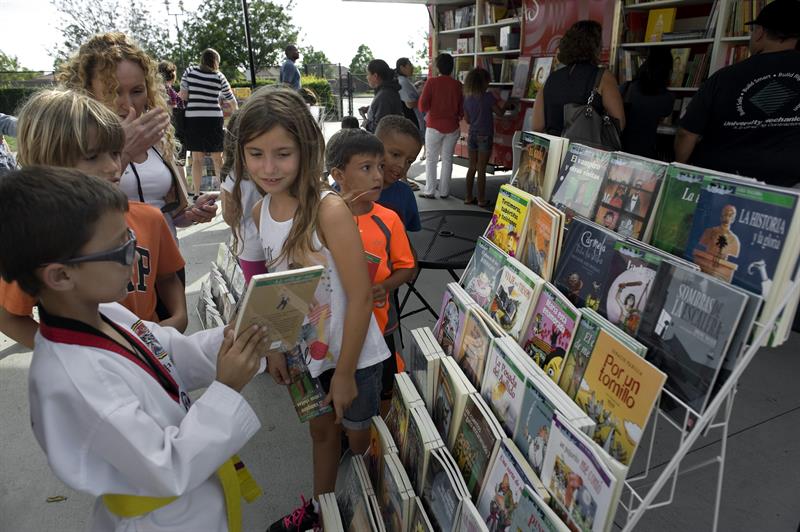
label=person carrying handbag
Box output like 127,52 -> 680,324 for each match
531,20 -> 625,149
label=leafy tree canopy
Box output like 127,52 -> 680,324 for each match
349,44 -> 374,75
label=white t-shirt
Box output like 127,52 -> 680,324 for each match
121,148 -> 177,236
258,192 -> 390,378
221,174 -> 265,262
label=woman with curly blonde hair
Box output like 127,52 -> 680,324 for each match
58,32 -> 217,236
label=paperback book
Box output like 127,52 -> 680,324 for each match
558,315 -> 602,400
510,484 -> 570,532
550,144 -> 612,220
407,327 -> 445,412
284,344 -> 333,422
485,184 -> 532,259
527,56 -> 554,99
520,282 -> 581,382
422,448 -> 468,532
433,357 -> 477,449
461,236 -> 506,311
481,339 -> 526,437
512,131 -> 567,200
522,197 -> 564,281
489,258 -> 543,341
452,394 -> 503,500
434,283 -> 472,357
453,307 -> 494,388
602,241 -> 663,337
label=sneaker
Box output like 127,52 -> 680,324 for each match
267,495 -> 319,532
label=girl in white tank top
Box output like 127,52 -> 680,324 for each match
233,88 -> 390,521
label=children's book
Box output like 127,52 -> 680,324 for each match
526,56 -> 554,99
453,307 -> 494,388
484,184 -> 532,259
461,236 -> 506,311
639,262 -> 748,419
408,496 -> 434,532
379,452 -> 415,532
592,152 -> 669,240
488,257 -> 543,341
454,498 -> 489,532
540,414 -> 625,532
522,197 -> 564,281
558,316 -> 602,400
510,484 -> 570,532
520,283 -> 581,383
433,357 -> 477,449
510,56 -> 531,99
366,416 -> 398,492
403,406 -> 444,494
670,48 -> 691,87
284,344 -> 333,422
422,448 -> 468,532
451,394 -> 503,501
645,8 -> 677,42
386,373 -> 425,455
512,131 -> 554,198
573,324 -> 664,467
319,492 -> 344,532
480,339 -> 526,438
550,144 -> 612,221
434,283 -> 472,357
553,217 -> 622,311
233,265 -> 324,351
601,241 -> 663,337
407,327 -> 445,412
476,440 -> 547,530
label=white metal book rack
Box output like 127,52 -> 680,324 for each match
616,279 -> 800,531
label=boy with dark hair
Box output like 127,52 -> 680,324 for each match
326,128 -> 416,407
341,115 -> 360,129
375,115 -> 423,232
0,167 -> 269,531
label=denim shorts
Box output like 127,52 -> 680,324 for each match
318,362 -> 382,430
468,132 -> 494,152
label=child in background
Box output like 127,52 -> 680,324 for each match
0,89 -> 187,348
463,67 -> 510,207
375,115 -> 423,232
326,128 -> 416,413
219,110 -> 268,284
235,87 -> 390,531
0,167 -> 269,531
341,115 -> 360,129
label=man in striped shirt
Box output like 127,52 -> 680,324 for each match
280,45 -> 302,90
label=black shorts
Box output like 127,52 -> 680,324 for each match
184,116 -> 224,153
380,333 -> 397,400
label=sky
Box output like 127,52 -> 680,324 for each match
0,0 -> 430,71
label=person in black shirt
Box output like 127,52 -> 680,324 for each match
675,0 -> 800,187
620,48 -> 675,159
532,20 -> 626,136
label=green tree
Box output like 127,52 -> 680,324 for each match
349,44 -> 374,75
406,30 -> 430,74
183,0 -> 299,82
0,51 -> 38,86
50,0 -> 173,66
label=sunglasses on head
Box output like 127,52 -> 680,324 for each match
59,229 -> 138,267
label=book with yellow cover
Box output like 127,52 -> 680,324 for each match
233,265 -> 324,351
573,325 -> 665,467
522,198 -> 561,281
645,8 -> 677,42
484,184 -> 532,259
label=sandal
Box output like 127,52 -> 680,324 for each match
477,200 -> 491,208
419,193 -> 436,199
464,197 -> 477,205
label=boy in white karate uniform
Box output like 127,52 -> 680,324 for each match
0,166 -> 270,532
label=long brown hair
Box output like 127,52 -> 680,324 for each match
463,68 -> 490,97
57,31 -> 177,165
232,86 -> 327,268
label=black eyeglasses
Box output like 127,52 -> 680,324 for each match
59,229 -> 138,267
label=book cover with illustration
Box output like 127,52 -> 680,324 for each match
521,283 -> 580,383
573,327 -> 666,467
592,152 -> 668,240
284,344 -> 333,422
454,498 -> 489,532
380,453 -> 414,532
485,184 -> 532,258
513,131 -> 555,198
433,284 -> 471,357
639,263 -> 748,418
553,217 -> 621,311
386,373 -> 424,455
650,163 -> 739,257
513,380 -> 556,477
510,484 -> 570,532
526,56 -> 554,99
233,265 -> 324,350
549,144 -> 612,220
511,56 -> 531,99
422,449 -> 466,532
452,395 -> 502,500
409,496 -> 434,532
489,259 -> 541,341
481,340 -> 526,437
558,316 -> 602,400
670,48 -> 691,87
366,416 -> 397,493
684,181 -> 798,297
602,241 -> 663,337
541,414 -> 623,532
522,198 -> 561,281
403,407 -> 442,494
462,236 -> 507,311
476,441 -> 537,531
453,308 -> 494,388
433,357 -> 475,449
645,8 -> 676,42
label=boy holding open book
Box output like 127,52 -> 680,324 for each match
326,128 -> 417,410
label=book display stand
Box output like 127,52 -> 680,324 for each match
618,279 -> 800,532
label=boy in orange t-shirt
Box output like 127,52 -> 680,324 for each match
326,128 -> 416,410
0,90 -> 186,348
